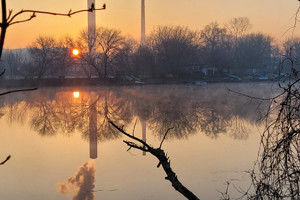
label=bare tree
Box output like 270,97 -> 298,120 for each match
27,36 -> 57,78
225,39 -> 300,199
244,42 -> 300,199
149,25 -> 199,78
78,27 -> 126,79
132,45 -> 156,77
53,36 -> 77,78
97,27 -> 126,79
114,37 -> 138,77
225,17 -> 252,47
234,33 -> 272,74
77,28 -> 98,78
200,22 -> 233,74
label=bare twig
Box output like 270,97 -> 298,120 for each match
0,69 -> 6,77
282,4 -> 300,37
0,155 -> 11,165
159,127 -> 173,149
218,181 -> 230,200
227,87 -> 282,101
0,88 -> 37,96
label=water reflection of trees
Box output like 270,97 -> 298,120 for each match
126,85 -> 270,140
2,89 -> 132,142
1,84 -> 271,141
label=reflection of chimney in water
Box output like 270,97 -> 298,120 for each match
89,99 -> 98,159
141,119 -> 146,156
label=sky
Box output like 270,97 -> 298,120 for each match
2,0 -> 300,49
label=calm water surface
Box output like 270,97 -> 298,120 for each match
0,83 -> 277,200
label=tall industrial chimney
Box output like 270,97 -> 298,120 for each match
88,0 -> 96,52
141,0 -> 146,46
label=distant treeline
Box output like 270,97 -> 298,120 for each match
1,17 -> 299,81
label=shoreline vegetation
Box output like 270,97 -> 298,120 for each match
0,77 -> 275,88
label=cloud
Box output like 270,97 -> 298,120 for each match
57,160 -> 96,200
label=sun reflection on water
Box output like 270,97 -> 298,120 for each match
73,91 -> 80,98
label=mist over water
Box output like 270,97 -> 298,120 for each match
0,83 -> 278,199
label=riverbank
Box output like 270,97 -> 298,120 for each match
0,77 -> 274,88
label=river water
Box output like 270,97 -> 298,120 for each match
0,83 -> 278,200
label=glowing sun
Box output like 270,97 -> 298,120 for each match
72,49 -> 79,56
73,91 -> 80,98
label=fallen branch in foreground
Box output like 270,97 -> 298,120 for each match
109,120 -> 200,200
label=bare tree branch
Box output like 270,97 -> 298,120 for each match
108,120 -> 151,150
0,155 -> 10,165
282,4 -> 300,37
0,1 -> 106,58
108,120 -> 200,200
7,4 -> 106,26
227,87 -> 283,101
159,127 -> 173,149
0,68 -> 5,76
0,88 -> 37,96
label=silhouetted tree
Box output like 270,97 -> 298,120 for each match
26,36 -> 58,78
113,37 -> 138,76
233,33 -> 272,74
225,17 -> 252,48
54,36 -> 77,78
282,37 -> 300,73
200,22 -> 233,74
249,63 -> 300,200
77,27 -> 126,79
149,25 -> 199,78
132,45 -> 156,77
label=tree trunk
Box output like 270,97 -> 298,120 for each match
0,0 -> 8,59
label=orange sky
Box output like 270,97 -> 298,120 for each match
2,0 -> 300,49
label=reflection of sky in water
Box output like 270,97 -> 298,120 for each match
0,83 -> 274,199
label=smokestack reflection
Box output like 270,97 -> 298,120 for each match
141,119 -> 146,156
89,96 -> 98,159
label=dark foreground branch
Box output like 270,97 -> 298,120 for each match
0,155 -> 10,165
0,88 -> 37,96
109,120 -> 200,200
7,4 -> 106,26
0,1 -> 106,58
